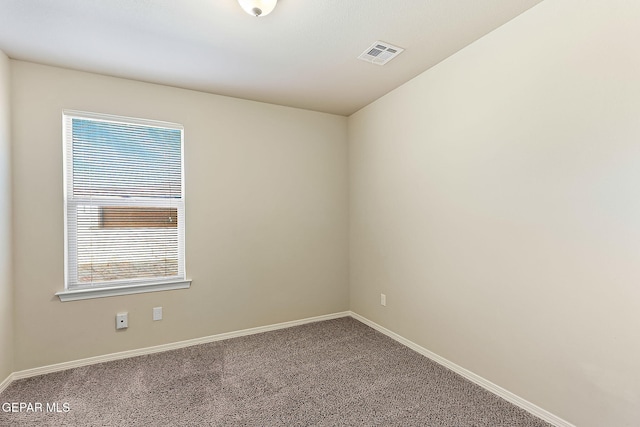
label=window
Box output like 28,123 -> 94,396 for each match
57,111 -> 190,301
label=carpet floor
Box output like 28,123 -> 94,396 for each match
0,317 -> 551,426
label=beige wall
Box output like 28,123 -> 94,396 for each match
349,1 -> 640,426
0,51 -> 13,383
11,61 -> 349,371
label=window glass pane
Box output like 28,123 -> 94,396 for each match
72,118 -> 182,198
76,206 -> 179,283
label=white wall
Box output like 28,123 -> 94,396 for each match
11,61 -> 349,371
349,1 -> 640,426
0,50 -> 13,384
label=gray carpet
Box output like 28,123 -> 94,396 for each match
0,317 -> 551,426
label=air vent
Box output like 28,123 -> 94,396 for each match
358,41 -> 404,65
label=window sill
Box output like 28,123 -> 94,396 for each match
55,279 -> 191,302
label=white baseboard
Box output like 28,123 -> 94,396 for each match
349,311 -> 575,427
0,372 -> 14,394
2,309 -> 573,427
9,311 -> 350,382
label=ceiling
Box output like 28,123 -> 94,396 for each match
0,0 -> 544,116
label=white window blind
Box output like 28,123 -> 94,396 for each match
63,111 -> 185,291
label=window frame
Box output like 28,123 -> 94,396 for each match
57,110 -> 190,302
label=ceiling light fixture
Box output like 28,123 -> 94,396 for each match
237,0 -> 278,17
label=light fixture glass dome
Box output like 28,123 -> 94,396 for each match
237,0 -> 278,17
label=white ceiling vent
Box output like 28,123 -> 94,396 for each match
357,41 -> 405,65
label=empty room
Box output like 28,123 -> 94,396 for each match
0,0 -> 638,426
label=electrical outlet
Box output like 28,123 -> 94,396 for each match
116,312 -> 128,329
153,307 -> 163,321
380,293 -> 386,306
